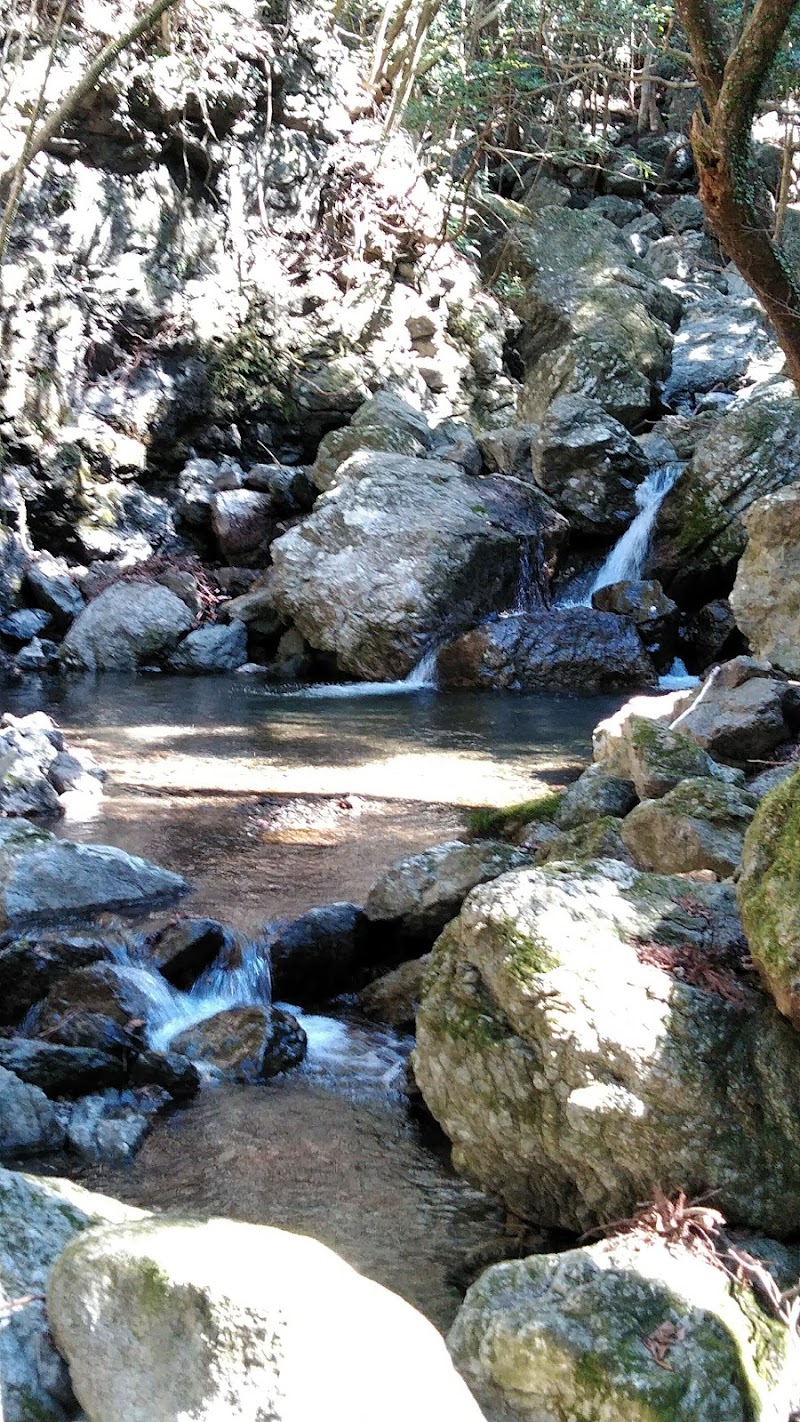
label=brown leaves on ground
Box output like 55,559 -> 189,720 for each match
635,938 -> 754,1008
644,1318 -> 686,1370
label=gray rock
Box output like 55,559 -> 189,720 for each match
450,1232 -> 800,1422
673,669 -> 790,761
149,917 -> 228,989
681,598 -> 742,673
428,419 -> 482,476
415,858 -> 800,1234
0,820 -> 187,928
365,839 -> 527,949
665,298 -> 773,406
588,194 -> 642,226
269,902 -> 369,1004
664,193 -> 706,233
620,776 -> 758,876
167,620 -> 248,673
603,145 -> 646,197
556,763 -> 638,829
437,609 -> 656,693
62,1086 -> 172,1163
0,1166 -> 145,1422
538,815 -> 635,866
171,1005 -> 305,1082
0,608 -> 51,644
476,424 -> 538,477
24,557 -> 85,629
730,485 -> 800,677
47,1217 -> 485,1422
0,1064 -> 64,1157
748,763 -> 797,799
312,423 -> 428,493
739,768 -> 800,1027
592,577 -> 679,664
531,394 -> 648,535
593,712 -> 742,798
270,454 -> 565,681
60,581 -> 193,672
211,490 -> 272,562
0,929 -> 112,1024
0,751 -> 62,818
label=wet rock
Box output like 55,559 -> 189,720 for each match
48,749 -> 104,796
61,1086 -> 173,1163
450,1232 -> 800,1422
219,586 -> 283,638
0,1039 -> 124,1097
43,1009 -> 141,1056
730,485 -> 800,676
167,620 -> 248,673
150,917 -> 228,990
128,1050 -> 200,1101
555,763 -> 638,830
0,608 -> 51,644
211,490 -> 273,563
415,859 -> 800,1234
0,1065 -> 64,1157
357,956 -> 430,1030
270,453 -> 565,680
269,902 -> 369,1004
0,1165 -> 145,1422
60,580 -> 194,672
0,930 -> 112,1024
651,381 -> 800,605
593,712 -> 742,799
620,777 -> 758,876
739,768 -> 800,1026
531,394 -> 648,534
36,962 -> 164,1038
0,820 -> 187,927
262,1007 -> 307,1079
672,667 -> 790,762
15,636 -> 59,671
437,609 -> 656,693
171,1006 -> 282,1082
592,577 -> 679,666
47,1217 -> 485,1422
365,840 -> 527,951
24,556 -> 85,631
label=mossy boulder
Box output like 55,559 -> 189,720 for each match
594,713 -> 742,800
731,485 -> 800,676
415,859 -> 800,1234
539,815 -> 635,865
556,763 -> 638,830
739,767 -> 800,1026
450,1232 -> 800,1422
621,777 -> 758,877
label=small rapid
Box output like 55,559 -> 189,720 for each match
290,647 -> 439,699
588,462 -> 684,597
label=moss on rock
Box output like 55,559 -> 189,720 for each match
738,766 -> 800,1024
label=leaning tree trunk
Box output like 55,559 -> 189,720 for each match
675,0 -> 800,395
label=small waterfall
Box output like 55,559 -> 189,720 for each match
404,647 -> 438,688
510,539 -> 537,615
148,938 -> 271,1052
587,462 -> 683,600
294,647 -> 438,698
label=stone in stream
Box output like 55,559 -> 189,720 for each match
60,579 -> 194,671
0,930 -> 113,1025
269,451 -> 566,681
35,962 -> 166,1040
171,1005 -> 306,1081
0,1165 -> 146,1422
436,608 -> 656,694
149,917 -> 229,990
0,1039 -> 124,1096
0,1064 -> 64,1158
47,1217 -> 486,1422
449,1232 -> 800,1422
365,840 -> 528,952
357,955 -> 431,1030
0,820 -> 188,927
591,577 -> 680,667
268,901 -> 370,1004
61,1086 -> 174,1164
414,858 -> 800,1235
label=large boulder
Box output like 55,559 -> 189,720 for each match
166,620 -> 248,673
739,767 -> 800,1026
651,381 -> 800,605
670,662 -> 792,762
0,1167 -> 145,1422
35,962 -> 163,1037
311,392 -> 433,492
593,711 -> 742,798
730,484 -> 800,676
0,1064 -> 63,1157
620,776 -> 758,876
450,1232 -> 800,1422
0,1039 -> 124,1096
47,1217 -> 486,1422
0,821 -> 187,927
592,578 -> 679,667
0,929 -> 112,1024
365,840 -> 528,951
436,609 -> 656,693
60,580 -> 193,671
269,453 -> 565,680
530,394 -> 649,534
483,202 -> 678,426
414,859 -> 800,1234
269,902 -> 370,1003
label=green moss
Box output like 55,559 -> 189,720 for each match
503,921 -> 560,981
208,324 -> 298,423
738,767 -> 800,982
467,793 -> 563,840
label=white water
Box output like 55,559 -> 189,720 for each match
293,647 -> 438,699
587,462 -> 684,599
658,658 -> 700,691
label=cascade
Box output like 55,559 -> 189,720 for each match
586,463 -> 684,599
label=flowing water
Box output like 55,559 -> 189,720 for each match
11,674 -> 618,1329
559,462 -> 684,608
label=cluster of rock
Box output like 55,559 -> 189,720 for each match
0,710 -> 104,817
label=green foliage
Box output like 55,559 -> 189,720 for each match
467,791 -> 563,839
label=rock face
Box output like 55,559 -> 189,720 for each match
730,485 -> 800,676
0,821 -> 187,926
47,1217 -> 486,1422
0,1064 -> 63,1157
739,768 -> 800,1027
0,1166 -> 145,1422
415,859 -> 800,1234
269,452 -> 566,680
484,201 -> 678,426
530,394 -> 649,534
651,381 -> 800,605
620,777 -> 757,876
365,840 -> 528,950
60,581 -> 194,671
449,1232 -> 800,1422
437,609 -> 656,693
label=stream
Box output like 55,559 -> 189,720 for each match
8,675 -> 618,1329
